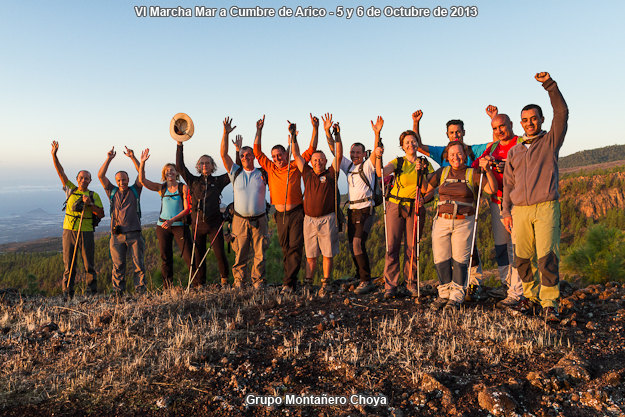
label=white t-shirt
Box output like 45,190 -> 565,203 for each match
340,156 -> 377,210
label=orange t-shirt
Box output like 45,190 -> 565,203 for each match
254,143 -> 314,207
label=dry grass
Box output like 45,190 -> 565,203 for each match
0,287 -> 566,411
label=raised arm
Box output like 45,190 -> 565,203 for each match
220,117 -> 237,173
486,105 -> 498,120
253,115 -> 272,171
322,113 -> 335,155
51,141 -> 69,187
369,116 -> 384,169
138,149 -> 162,192
309,113 -> 319,155
98,147 -> 116,190
175,142 -> 193,184
289,122 -> 304,173
332,122 -> 343,173
124,146 -> 141,172
412,110 -> 430,157
537,72 -> 568,150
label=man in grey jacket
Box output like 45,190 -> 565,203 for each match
502,72 -> 568,322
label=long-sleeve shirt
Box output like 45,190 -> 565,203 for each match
253,143 -> 314,208
502,79 -> 568,217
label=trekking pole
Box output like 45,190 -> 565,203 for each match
68,207 -> 85,294
415,167 -> 425,299
466,169 -> 484,291
283,146 -> 291,226
187,199 -> 201,286
408,163 -> 423,299
379,155 -> 389,253
186,221 -> 225,291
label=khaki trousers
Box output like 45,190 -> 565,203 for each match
231,215 -> 269,286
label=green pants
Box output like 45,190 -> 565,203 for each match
511,200 -> 560,309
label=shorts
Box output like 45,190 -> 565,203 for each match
303,213 -> 339,258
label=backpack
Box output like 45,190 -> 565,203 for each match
159,182 -> 191,225
435,166 -> 477,210
62,188 -> 102,228
110,184 -> 141,218
346,159 -> 383,207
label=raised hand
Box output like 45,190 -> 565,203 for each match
535,72 -> 551,83
371,116 -> 384,134
232,134 -> 243,151
412,110 -> 423,124
310,113 -> 319,128
374,146 -> 384,158
223,117 -> 236,134
123,146 -> 135,159
287,120 -> 297,136
51,140 -> 59,155
485,105 -> 498,119
322,113 -> 333,132
332,122 -> 340,136
256,115 -> 265,130
107,147 -> 116,160
140,148 -> 150,163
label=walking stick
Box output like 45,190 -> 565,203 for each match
186,221 -> 225,291
408,162 -> 424,299
283,145 -> 291,226
466,169 -> 484,290
379,155 -> 389,253
68,207 -> 85,294
187,198 -> 201,286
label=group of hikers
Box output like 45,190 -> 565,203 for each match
51,72 -> 567,322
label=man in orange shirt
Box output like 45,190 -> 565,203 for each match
253,114 -> 318,292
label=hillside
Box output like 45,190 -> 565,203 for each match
559,144 -> 625,169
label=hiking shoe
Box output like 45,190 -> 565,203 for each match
430,297 -> 448,310
496,296 -> 520,309
233,279 -> 244,290
465,285 -> 487,302
383,290 -> 397,300
544,307 -> 560,323
443,300 -> 461,311
220,278 -> 230,289
515,298 -> 541,315
281,285 -> 294,295
406,283 -> 419,297
318,285 -> 331,298
253,281 -> 266,291
489,285 -> 509,299
354,280 -> 375,295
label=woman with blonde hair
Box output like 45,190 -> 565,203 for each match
139,150 -> 193,289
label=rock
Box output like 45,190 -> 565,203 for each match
560,297 -> 575,312
605,370 -> 622,386
343,298 -> 350,306
550,352 -> 591,384
419,373 -> 453,408
570,393 -> 580,402
155,396 -> 172,409
477,386 -> 518,416
586,321 -> 597,330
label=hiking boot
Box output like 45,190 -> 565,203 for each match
430,297 -> 448,310
220,277 -> 230,289
318,285 -> 331,298
489,285 -> 509,299
383,290 -> 397,300
496,296 -> 520,309
465,285 -> 487,302
544,307 -> 560,323
443,299 -> 461,311
233,279 -> 244,290
354,280 -> 375,295
406,282 -> 419,297
281,285 -> 294,295
515,298 -> 541,315
253,280 -> 266,291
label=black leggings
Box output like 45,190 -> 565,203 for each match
156,225 -> 193,288
190,220 -> 229,286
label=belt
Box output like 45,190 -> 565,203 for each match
234,211 -> 266,221
438,213 -> 467,220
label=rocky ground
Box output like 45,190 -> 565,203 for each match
0,278 -> 624,416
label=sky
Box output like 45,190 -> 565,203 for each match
1,0 -> 624,214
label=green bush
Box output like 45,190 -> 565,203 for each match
563,224 -> 625,284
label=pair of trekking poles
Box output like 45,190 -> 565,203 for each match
379,158 -> 484,299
